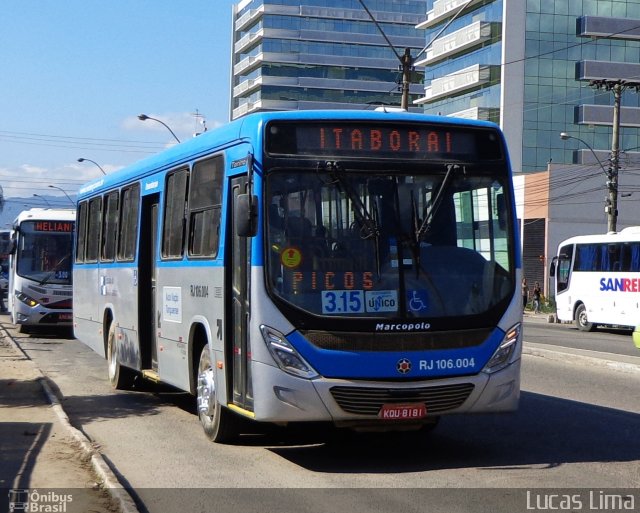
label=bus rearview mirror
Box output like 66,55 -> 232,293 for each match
236,194 -> 258,237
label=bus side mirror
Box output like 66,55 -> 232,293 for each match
235,194 -> 258,237
549,256 -> 557,276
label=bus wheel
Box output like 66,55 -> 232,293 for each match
106,323 -> 136,389
196,344 -> 238,443
575,304 -> 594,332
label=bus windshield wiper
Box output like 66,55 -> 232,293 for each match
38,255 -> 69,286
320,161 -> 381,277
415,164 -> 464,243
321,161 -> 379,240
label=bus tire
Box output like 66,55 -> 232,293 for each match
197,344 -> 238,443
575,303 -> 594,332
106,323 -> 136,389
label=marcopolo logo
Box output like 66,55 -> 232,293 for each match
375,321 -> 431,332
396,358 -> 412,374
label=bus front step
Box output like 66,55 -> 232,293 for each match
141,369 -> 160,383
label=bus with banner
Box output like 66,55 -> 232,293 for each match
8,208 -> 75,332
551,227 -> 640,331
73,110 -> 522,442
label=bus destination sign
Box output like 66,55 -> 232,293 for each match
266,122 -> 502,160
34,221 -> 74,233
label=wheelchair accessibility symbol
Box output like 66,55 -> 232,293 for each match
407,290 -> 428,313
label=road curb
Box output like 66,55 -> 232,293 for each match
1,325 -> 139,513
523,342 -> 640,375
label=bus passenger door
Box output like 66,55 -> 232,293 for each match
139,194 -> 159,372
228,176 -> 253,411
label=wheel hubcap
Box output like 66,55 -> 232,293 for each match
197,362 -> 216,417
108,337 -> 117,378
579,310 -> 588,326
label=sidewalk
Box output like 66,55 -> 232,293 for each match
0,317 -> 135,513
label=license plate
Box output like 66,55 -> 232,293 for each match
59,313 -> 73,321
378,403 -> 427,420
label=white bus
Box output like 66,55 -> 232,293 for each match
550,227 -> 640,331
8,208 -> 75,332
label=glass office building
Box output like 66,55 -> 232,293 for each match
415,0 -> 640,174
230,0 -> 427,120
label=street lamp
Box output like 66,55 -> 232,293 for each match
137,114 -> 181,143
77,158 -> 106,175
48,185 -> 75,206
560,132 -> 618,232
33,194 -> 51,207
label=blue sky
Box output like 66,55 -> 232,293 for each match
0,1 -> 236,214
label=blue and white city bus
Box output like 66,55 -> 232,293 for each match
73,110 -> 522,443
9,208 -> 75,332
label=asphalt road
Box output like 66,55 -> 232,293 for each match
6,320 -> 640,513
523,316 -> 638,356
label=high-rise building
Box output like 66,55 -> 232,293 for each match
415,0 -> 640,175
230,0 -> 427,120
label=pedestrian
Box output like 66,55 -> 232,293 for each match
522,278 -> 529,310
532,281 -> 542,314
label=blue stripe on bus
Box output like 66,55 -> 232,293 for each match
75,259 -> 224,269
287,328 -> 505,379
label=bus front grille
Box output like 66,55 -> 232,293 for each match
329,383 -> 475,415
302,329 -> 492,351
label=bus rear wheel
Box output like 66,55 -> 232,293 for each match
575,303 -> 594,332
106,323 -> 136,389
196,344 -> 238,443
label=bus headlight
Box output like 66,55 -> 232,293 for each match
260,325 -> 319,379
16,291 -> 39,308
482,323 -> 520,374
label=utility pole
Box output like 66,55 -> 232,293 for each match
358,0 -> 472,110
607,83 -> 621,233
590,80 -> 624,233
400,48 -> 413,110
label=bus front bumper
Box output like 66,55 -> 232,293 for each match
247,358 -> 521,425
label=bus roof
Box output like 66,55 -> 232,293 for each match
76,109 -> 504,201
558,226 -> 640,247
12,208 -> 76,227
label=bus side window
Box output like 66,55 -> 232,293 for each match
101,191 -> 119,262
117,183 -> 140,261
631,243 -> 640,272
188,156 -> 223,257
75,201 -> 88,263
163,168 -> 189,259
86,197 -> 103,263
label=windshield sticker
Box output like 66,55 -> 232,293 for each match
365,290 -> 398,313
322,290 -> 364,314
407,289 -> 428,313
281,247 -> 302,269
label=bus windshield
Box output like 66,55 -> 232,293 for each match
265,166 -> 514,319
16,221 -> 73,285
